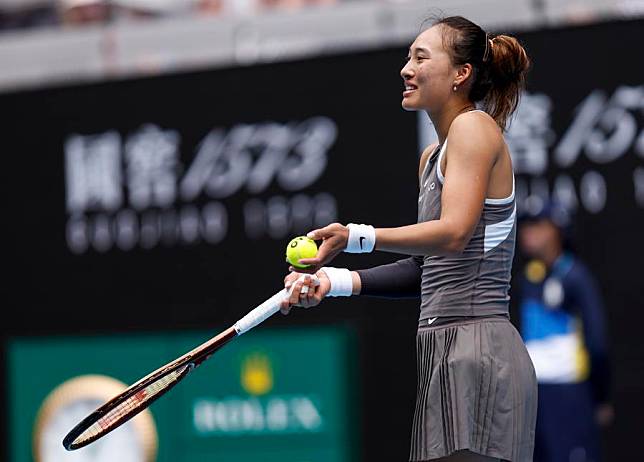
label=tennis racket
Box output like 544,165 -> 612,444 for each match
63,277 -> 313,451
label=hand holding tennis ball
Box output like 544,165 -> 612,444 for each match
300,223 -> 350,270
285,236 -> 319,269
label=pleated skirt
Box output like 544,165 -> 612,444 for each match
409,317 -> 538,462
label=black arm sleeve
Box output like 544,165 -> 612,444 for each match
355,255 -> 423,299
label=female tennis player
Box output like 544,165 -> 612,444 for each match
282,15 -> 537,462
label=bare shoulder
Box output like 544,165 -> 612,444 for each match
447,110 -> 503,163
418,142 -> 439,182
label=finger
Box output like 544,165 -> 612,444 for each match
309,271 -> 320,288
285,273 -> 299,289
301,275 -> 315,299
298,275 -> 310,297
306,227 -> 324,240
292,277 -> 313,307
297,257 -> 322,266
280,299 -> 291,315
285,271 -> 300,286
289,281 -> 303,305
306,225 -> 334,240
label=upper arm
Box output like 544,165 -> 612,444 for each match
440,113 -> 502,243
418,143 -> 438,185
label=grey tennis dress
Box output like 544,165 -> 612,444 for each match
409,140 -> 537,461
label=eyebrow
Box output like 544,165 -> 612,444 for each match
408,46 -> 431,55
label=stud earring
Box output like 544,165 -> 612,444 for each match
453,84 -> 458,92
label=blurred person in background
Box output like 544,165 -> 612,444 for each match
257,0 -> 337,12
0,0 -> 58,31
517,198 -> 614,462
0,0 -> 337,31
111,0 -> 188,21
1,0 -> 191,31
194,0 -> 338,17
195,0 -> 224,16
195,0 -> 254,17
57,0 -> 111,26
1,0 -> 110,29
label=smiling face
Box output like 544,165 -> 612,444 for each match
400,25 -> 460,112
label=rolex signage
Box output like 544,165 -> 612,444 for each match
193,352 -> 324,436
9,328 -> 356,462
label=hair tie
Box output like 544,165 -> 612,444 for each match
483,34 -> 493,63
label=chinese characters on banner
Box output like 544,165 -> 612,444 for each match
418,86 -> 644,215
65,118 -> 338,254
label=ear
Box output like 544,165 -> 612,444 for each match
454,63 -> 473,87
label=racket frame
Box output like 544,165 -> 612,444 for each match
63,326 -> 237,450
63,283 -> 306,451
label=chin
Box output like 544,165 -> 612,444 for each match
402,99 -> 421,111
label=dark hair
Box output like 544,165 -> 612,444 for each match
429,16 -> 531,131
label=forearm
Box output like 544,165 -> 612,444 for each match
375,219 -> 470,256
353,256 -> 423,298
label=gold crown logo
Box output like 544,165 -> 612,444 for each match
241,352 -> 273,396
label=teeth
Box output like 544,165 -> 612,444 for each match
405,86 -> 416,91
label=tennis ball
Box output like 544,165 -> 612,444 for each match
285,236 -> 318,269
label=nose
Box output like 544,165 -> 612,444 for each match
400,60 -> 414,80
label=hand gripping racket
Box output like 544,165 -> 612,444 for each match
63,276 -> 316,451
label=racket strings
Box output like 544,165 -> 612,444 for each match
72,365 -> 189,446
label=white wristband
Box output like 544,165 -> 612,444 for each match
321,267 -> 353,297
345,223 -> 376,253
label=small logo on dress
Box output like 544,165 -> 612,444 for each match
427,317 -> 438,325
429,182 -> 436,190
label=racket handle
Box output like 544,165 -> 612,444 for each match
233,273 -> 319,335
233,289 -> 288,335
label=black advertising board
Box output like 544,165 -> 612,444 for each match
0,47 -> 423,461
0,48 -> 421,332
2,17 -> 644,461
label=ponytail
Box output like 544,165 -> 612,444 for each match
483,35 -> 531,130
432,16 -> 531,131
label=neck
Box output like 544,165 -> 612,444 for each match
542,246 -> 563,268
427,99 -> 476,144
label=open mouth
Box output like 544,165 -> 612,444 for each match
403,84 -> 418,97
